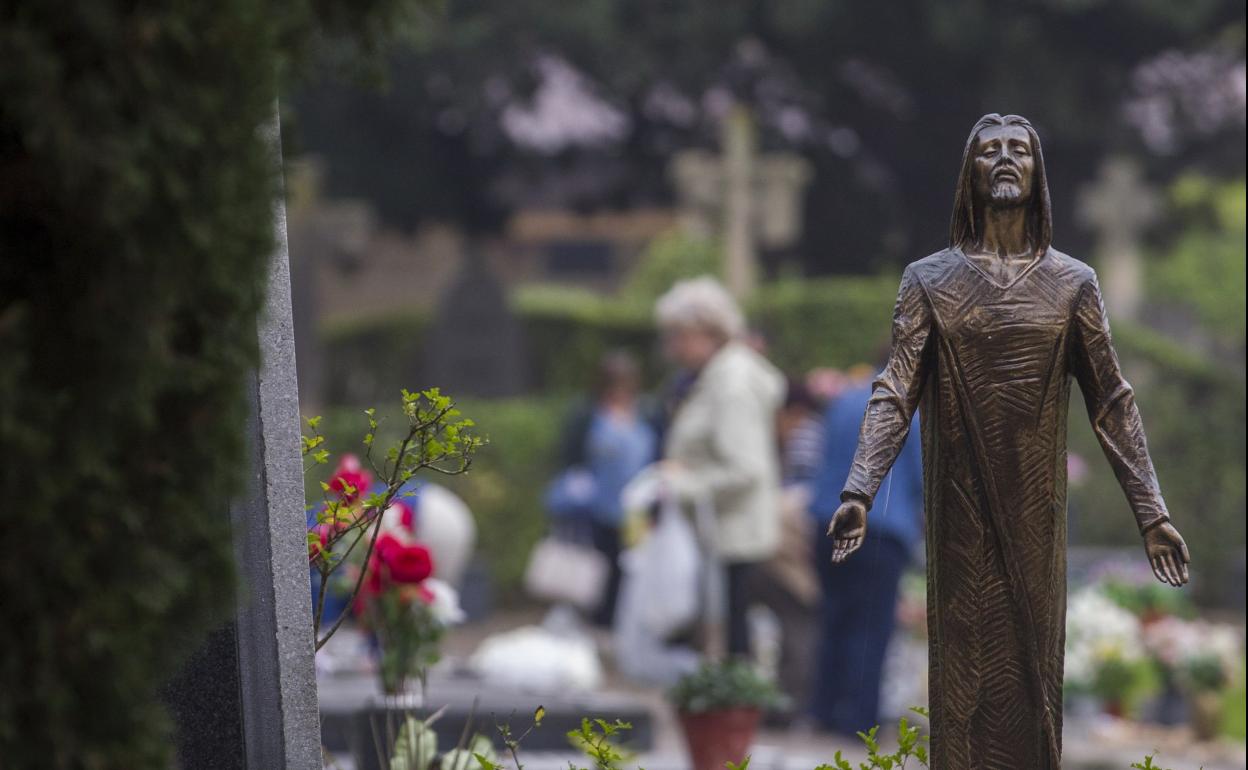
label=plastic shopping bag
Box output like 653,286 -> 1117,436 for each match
629,495 -> 701,639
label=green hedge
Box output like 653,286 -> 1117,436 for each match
749,275 -> 899,373
0,3 -> 413,767
319,275 -> 900,404
320,280 -> 1244,607
324,309 -> 432,405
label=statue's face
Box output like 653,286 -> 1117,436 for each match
971,124 -> 1035,209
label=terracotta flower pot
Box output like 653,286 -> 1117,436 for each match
679,708 -> 761,770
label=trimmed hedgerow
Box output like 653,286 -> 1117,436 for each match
0,2 -> 419,767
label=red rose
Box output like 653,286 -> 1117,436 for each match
375,532 -> 404,561
383,542 -> 434,585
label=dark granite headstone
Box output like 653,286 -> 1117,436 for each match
165,111 -> 321,769
425,253 -> 527,398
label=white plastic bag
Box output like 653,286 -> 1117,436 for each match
522,536 -> 608,611
613,553 -> 701,685
628,495 -> 702,639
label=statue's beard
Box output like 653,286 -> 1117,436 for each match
989,181 -> 1027,206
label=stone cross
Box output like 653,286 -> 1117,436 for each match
165,109 -> 321,769
669,106 -> 811,298
722,105 -> 758,299
1078,156 -> 1160,321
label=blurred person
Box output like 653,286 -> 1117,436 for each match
655,276 -> 785,658
748,377 -> 826,714
808,366 -> 923,736
549,350 -> 658,626
778,378 -> 826,488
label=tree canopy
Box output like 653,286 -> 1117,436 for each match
292,0 -> 1245,273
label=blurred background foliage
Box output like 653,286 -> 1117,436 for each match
291,0 -> 1244,272
318,217 -> 1244,606
293,0 -> 1244,603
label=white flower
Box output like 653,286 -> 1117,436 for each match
1065,587 -> 1144,686
469,626 -> 603,691
422,578 -> 466,626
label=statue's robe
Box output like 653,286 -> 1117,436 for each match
844,247 -> 1170,769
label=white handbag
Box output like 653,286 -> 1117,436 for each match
523,534 -> 609,611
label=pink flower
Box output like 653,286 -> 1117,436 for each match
397,500 -> 417,531
329,454 -> 373,503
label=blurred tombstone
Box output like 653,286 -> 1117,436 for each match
425,252 -> 527,397
165,112 -> 320,770
1078,157 -> 1160,321
669,107 -> 811,298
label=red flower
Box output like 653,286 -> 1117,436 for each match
352,533 -> 436,618
329,454 -> 374,503
369,533 -> 435,587
383,541 -> 434,585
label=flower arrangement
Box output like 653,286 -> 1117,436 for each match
1065,586 -> 1155,714
1067,569 -> 1245,738
1143,616 -> 1241,695
302,389 -> 481,653
349,499 -> 465,695
1142,615 -> 1244,739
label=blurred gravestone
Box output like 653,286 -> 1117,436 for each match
164,113 -> 320,769
426,253 -> 527,397
286,158 -> 376,413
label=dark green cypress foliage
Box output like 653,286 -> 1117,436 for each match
0,1 -> 417,766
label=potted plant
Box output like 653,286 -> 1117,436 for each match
1181,653 -> 1230,741
669,661 -> 786,770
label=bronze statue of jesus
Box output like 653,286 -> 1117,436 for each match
827,114 -> 1190,769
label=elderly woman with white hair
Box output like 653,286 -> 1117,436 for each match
655,276 -> 785,658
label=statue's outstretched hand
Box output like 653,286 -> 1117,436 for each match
1144,521 -> 1190,587
827,499 -> 868,563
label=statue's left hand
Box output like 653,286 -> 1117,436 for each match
1143,521 -> 1190,587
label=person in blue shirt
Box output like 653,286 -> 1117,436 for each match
551,351 -> 658,626
808,371 -> 923,736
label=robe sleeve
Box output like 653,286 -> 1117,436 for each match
1069,274 -> 1170,534
842,265 -> 934,509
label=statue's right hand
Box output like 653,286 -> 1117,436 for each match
827,499 -> 868,563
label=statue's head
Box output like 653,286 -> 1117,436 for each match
949,113 -> 1052,255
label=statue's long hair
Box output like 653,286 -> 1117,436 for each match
949,113 -> 1053,256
